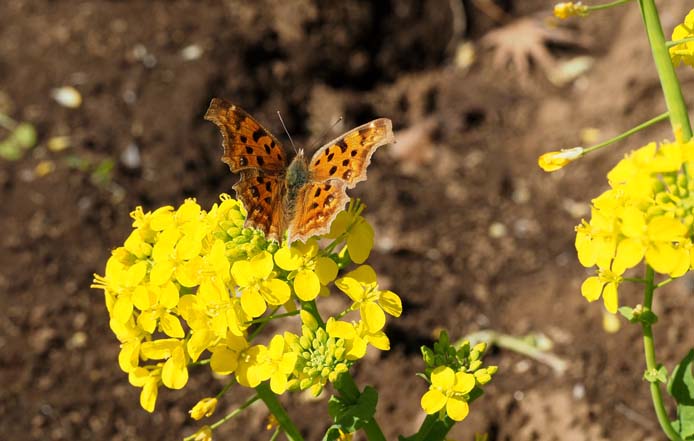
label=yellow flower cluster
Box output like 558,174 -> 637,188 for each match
92,196 -> 401,412
420,340 -> 496,422
670,10 -> 694,68
575,137 -> 694,312
553,2 -> 588,20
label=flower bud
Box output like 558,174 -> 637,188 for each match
538,147 -> 584,172
189,397 -> 218,420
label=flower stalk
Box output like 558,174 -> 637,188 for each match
638,1 -> 690,439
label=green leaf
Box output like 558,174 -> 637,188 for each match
644,366 -> 667,384
668,350 -> 694,439
618,306 -> 634,321
327,386 -> 378,434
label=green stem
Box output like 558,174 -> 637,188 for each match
256,382 -> 304,441
583,111 -> 669,154
248,309 -> 298,326
638,0 -> 693,140
667,37 -> 694,48
641,266 -> 681,440
216,378 -> 235,399
586,0 -> 633,12
183,394 -> 261,441
655,277 -> 675,289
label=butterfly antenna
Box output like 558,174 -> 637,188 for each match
308,116 -> 343,152
277,111 -> 298,154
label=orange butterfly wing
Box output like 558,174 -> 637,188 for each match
205,99 -> 289,241
204,98 -> 287,173
307,118 -> 394,187
286,181 -> 350,244
233,171 -> 286,242
286,118 -> 394,243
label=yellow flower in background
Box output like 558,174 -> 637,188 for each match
420,366 -> 475,421
274,239 -> 338,301
335,265 -> 402,332
190,425 -> 213,441
553,2 -> 588,20
670,9 -> 694,67
538,147 -> 584,172
231,251 -> 291,317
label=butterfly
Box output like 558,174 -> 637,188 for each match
205,98 -> 394,245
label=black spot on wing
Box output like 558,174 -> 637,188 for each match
336,139 -> 348,153
252,128 -> 264,142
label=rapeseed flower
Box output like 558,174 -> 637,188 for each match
274,239 -> 338,301
420,366 -> 475,421
335,265 -> 402,332
670,10 -> 694,68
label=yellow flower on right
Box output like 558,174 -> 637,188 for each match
671,10 -> 694,67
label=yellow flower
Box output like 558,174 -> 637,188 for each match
191,425 -> 213,441
274,239 -> 338,301
670,10 -> 694,67
420,366 -> 475,421
326,209 -> 375,263
254,334 -> 298,394
326,317 -> 390,360
538,147 -> 584,171
581,265 -> 623,313
553,2 -> 588,20
128,365 -> 162,412
335,265 -> 402,331
231,251 -> 291,317
209,331 -> 249,376
189,397 -> 218,420
140,339 -> 189,390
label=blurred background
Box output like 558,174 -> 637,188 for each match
1,1 -> 693,439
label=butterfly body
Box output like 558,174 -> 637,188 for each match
205,98 -> 394,245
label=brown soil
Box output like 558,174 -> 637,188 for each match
2,1 -> 694,440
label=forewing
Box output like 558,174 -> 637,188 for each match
287,181 -> 349,244
205,98 -> 287,173
308,118 -> 393,188
233,171 -> 286,242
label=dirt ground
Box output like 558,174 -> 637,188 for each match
2,1 -> 694,440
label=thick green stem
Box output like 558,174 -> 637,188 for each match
256,382 -> 304,441
641,267 -> 681,440
638,0 -> 692,139
637,2 -> 693,438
